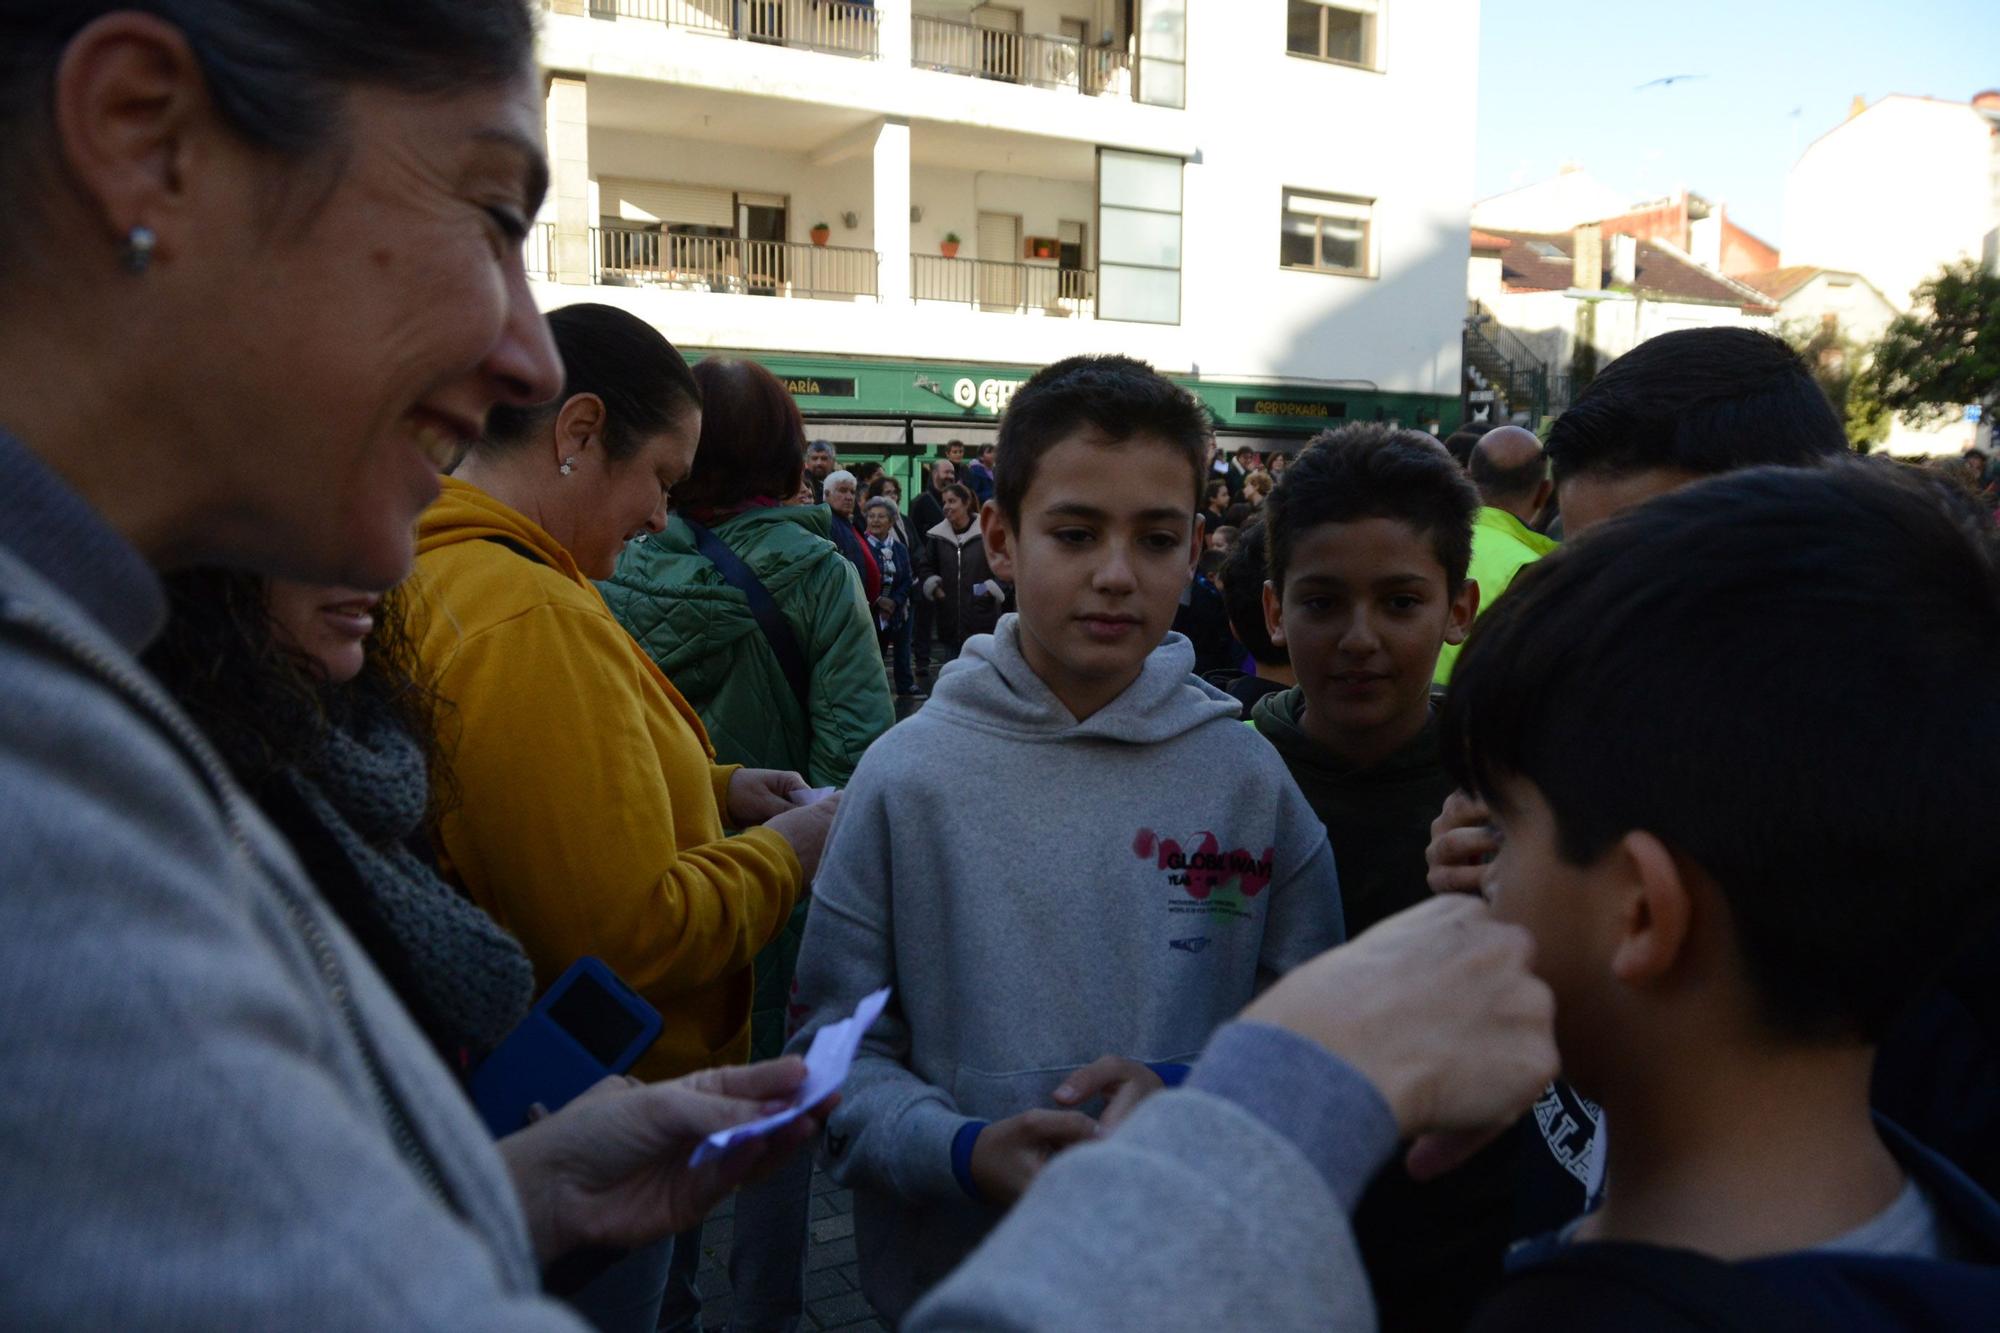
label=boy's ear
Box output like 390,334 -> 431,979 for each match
1444,578 -> 1481,647
1262,580 -> 1285,647
980,499 -> 1014,580
1185,515 -> 1203,574
1607,830 -> 1693,989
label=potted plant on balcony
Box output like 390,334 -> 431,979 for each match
941,232 -> 962,258
810,221 -> 832,247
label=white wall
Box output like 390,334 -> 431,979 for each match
590,128 -> 876,248
1471,168 -> 1630,233
1783,98 -> 2000,310
1484,289 -> 1775,375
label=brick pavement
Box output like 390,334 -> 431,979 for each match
680,1165 -> 887,1333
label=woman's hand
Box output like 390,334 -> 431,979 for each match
499,1058 -> 836,1264
728,768 -> 808,827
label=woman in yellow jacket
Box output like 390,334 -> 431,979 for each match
411,304 -> 839,1084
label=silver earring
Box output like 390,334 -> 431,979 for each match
559,457 -> 575,476
123,225 -> 156,275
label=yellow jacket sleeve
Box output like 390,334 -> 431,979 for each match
433,602 -> 803,1040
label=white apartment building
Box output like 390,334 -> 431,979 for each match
528,0 -> 1480,459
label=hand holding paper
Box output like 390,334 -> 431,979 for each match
689,987 -> 890,1166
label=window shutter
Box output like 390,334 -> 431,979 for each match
601,178 -> 733,227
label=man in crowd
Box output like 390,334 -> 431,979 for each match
805,440 -> 837,502
1433,425 -> 1557,683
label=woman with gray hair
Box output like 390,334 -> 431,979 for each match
0,5 -> 825,1327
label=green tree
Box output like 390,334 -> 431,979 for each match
1780,316 -> 1891,451
1863,258 -> 2000,429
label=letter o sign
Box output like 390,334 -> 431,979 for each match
952,377 -> 978,408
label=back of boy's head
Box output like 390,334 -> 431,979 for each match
1443,460 -> 2000,1043
993,355 -> 1209,525
1223,522 -> 1288,668
1546,327 -> 1847,486
1263,424 -> 1479,593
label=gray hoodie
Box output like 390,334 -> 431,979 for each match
788,615 -> 1344,1319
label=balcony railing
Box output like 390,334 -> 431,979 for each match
571,0 -> 879,58
912,254 -> 1096,317
911,15 -> 1131,97
525,222 -> 556,279
592,228 -> 880,300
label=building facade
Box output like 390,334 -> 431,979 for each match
528,0 -> 1481,461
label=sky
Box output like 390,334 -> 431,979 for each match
1475,0 -> 2000,248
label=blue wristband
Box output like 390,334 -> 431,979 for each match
1145,1062 -> 1192,1087
951,1120 -> 990,1200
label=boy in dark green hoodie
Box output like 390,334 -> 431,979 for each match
1252,423 -> 1528,1331
1251,423 -> 1477,939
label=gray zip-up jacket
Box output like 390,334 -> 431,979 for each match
0,433 -> 582,1329
787,616 -> 1344,1319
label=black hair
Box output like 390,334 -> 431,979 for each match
2,1 -> 534,246
1222,521 -> 1288,669
1443,461 -> 2000,1043
1264,424 -> 1479,593
1546,327 -> 1847,486
1469,436 -> 1548,504
480,304 -> 700,464
995,355 -> 1209,525
1197,549 -> 1227,578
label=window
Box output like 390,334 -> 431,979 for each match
1286,0 -> 1379,69
1280,191 -> 1373,276
1098,149 -> 1183,323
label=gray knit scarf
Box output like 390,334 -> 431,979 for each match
286,720 -> 534,1059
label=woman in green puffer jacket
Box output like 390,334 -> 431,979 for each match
601,358 -> 894,791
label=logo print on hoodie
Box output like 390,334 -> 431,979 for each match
1133,829 -> 1275,923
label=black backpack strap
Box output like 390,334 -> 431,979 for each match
1472,1242 -> 1809,1333
481,535 -> 550,567
679,517 -> 812,718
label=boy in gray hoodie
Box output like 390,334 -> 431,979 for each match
788,355 -> 1345,1321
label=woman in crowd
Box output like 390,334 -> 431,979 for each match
144,573 -> 534,1074
418,305 -> 836,1084
917,481 -> 1008,660
0,5 -> 825,1326
602,358 -> 894,790
864,496 -> 920,699
866,472 -> 912,545
822,467 -> 882,604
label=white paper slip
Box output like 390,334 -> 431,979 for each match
790,785 -> 839,806
688,986 -> 890,1166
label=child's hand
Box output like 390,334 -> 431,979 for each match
1051,1056 -> 1165,1131
1426,789 -> 1498,896
969,1109 -> 1098,1207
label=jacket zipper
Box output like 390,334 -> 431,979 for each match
0,601 -> 454,1208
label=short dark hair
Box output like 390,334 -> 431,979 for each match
995,355 -> 1208,525
1444,429 -> 1484,469
669,359 -> 805,511
1546,327 -> 1847,486
807,440 -> 836,458
1222,522 -> 1288,668
1470,438 -> 1548,505
2,1 -> 535,253
941,482 -> 976,512
480,304 -> 699,464
1264,424 -> 1479,593
1443,461 -> 2000,1042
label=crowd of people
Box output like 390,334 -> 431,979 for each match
5,5 -> 2000,1333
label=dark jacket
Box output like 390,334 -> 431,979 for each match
1171,573 -> 1239,678
865,531 -> 914,628
829,512 -> 882,604
909,485 -> 946,541
916,517 -> 1005,646
1478,1120 -> 2000,1332
1250,686 -> 1452,936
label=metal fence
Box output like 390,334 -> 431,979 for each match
910,15 -> 1130,95
593,228 -> 879,299
525,222 -> 555,280
912,254 -> 1095,316
573,0 -> 878,58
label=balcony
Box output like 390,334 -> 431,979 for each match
567,0 -> 879,59
589,227 -> 881,300
911,14 -> 1131,97
912,254 -> 1096,318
